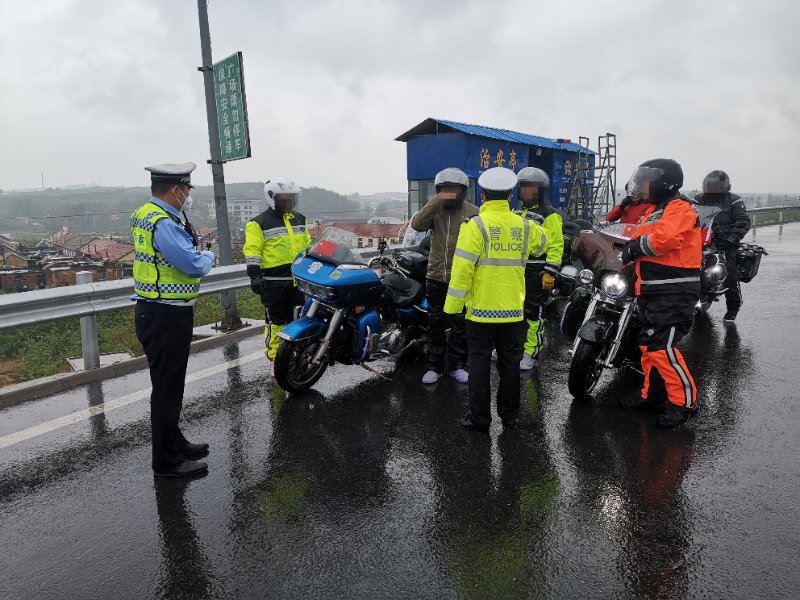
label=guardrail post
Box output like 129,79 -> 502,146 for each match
76,271 -> 101,370
779,211 -> 783,236
752,214 -> 757,240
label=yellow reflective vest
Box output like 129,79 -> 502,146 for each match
517,205 -> 564,269
131,202 -> 201,300
444,200 -> 549,323
243,209 -> 312,276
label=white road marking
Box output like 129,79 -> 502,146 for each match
0,350 -> 264,450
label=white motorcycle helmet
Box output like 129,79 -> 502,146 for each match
517,167 -> 550,207
264,178 -> 301,212
517,167 -> 550,187
434,167 -> 469,190
434,167 -> 469,207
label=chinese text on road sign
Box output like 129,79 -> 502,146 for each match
213,52 -> 251,161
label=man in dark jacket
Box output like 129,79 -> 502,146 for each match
411,168 -> 479,385
694,170 -> 750,322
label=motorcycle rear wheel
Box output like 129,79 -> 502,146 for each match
568,340 -> 604,399
274,337 -> 329,393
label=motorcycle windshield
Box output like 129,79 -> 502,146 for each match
597,222 -> 635,242
694,204 -> 722,228
306,227 -> 367,266
401,215 -> 429,247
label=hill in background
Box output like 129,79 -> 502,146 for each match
0,183 -> 407,237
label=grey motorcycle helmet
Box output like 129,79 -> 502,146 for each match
703,170 -> 732,195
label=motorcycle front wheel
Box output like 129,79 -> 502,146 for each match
274,337 -> 329,393
568,340 -> 604,399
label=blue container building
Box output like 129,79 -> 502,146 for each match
396,118 -> 597,215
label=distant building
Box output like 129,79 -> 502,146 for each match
396,117 -> 597,215
208,197 -> 262,224
318,223 -> 404,249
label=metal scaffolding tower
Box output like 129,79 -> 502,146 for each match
563,133 -> 617,222
564,136 -> 592,220
590,133 -> 617,218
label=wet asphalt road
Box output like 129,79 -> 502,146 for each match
1,224 -> 799,600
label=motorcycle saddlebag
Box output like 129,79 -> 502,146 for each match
735,243 -> 765,283
382,272 -> 423,308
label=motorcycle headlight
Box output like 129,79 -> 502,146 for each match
295,278 -> 337,300
600,272 -> 628,299
578,269 -> 594,285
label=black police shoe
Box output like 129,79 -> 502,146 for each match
619,396 -> 649,411
154,460 -> 208,478
458,414 -> 489,432
656,404 -> 696,428
723,310 -> 738,323
177,441 -> 209,458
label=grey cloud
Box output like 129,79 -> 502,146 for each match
1,0 -> 798,193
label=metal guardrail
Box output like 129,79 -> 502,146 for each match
0,246 -> 388,371
747,205 -> 797,216
747,205 -> 798,237
0,264 -> 250,333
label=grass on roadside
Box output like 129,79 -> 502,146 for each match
0,288 -> 265,383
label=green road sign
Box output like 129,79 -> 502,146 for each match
213,52 -> 251,161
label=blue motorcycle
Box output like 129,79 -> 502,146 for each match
274,228 -> 430,392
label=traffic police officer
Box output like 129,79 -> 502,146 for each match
132,162 -> 215,478
444,167 -> 549,432
694,170 -> 751,322
619,158 -> 701,428
243,178 -> 312,371
514,167 -> 564,370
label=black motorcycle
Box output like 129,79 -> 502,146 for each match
695,205 -> 768,315
560,223 -> 641,398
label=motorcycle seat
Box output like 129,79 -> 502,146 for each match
382,272 -> 423,308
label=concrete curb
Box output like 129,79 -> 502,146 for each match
0,323 -> 263,408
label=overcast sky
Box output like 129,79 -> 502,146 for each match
1,0 -> 798,194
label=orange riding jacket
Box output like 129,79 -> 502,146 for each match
630,196 -> 702,296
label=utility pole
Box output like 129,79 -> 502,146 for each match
196,0 -> 242,330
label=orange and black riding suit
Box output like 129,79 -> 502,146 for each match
631,195 -> 701,410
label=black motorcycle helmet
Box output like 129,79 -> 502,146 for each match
702,170 -> 731,196
627,158 -> 683,204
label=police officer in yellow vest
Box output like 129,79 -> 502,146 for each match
132,163 -> 215,478
243,178 -> 312,370
444,167 -> 549,432
514,167 -> 564,370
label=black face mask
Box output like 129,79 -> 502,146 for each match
437,186 -> 466,210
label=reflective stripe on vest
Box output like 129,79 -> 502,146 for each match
131,202 -> 201,301
473,216 -> 530,267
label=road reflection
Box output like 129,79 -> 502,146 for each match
154,477 -> 219,599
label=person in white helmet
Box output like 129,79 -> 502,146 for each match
411,167 -> 479,385
243,179 -> 312,372
514,167 -> 564,370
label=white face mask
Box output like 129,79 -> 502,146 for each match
177,187 -> 194,210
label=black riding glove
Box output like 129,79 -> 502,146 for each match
620,239 -> 644,265
247,264 -> 265,295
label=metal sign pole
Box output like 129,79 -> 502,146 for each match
196,0 -> 241,330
